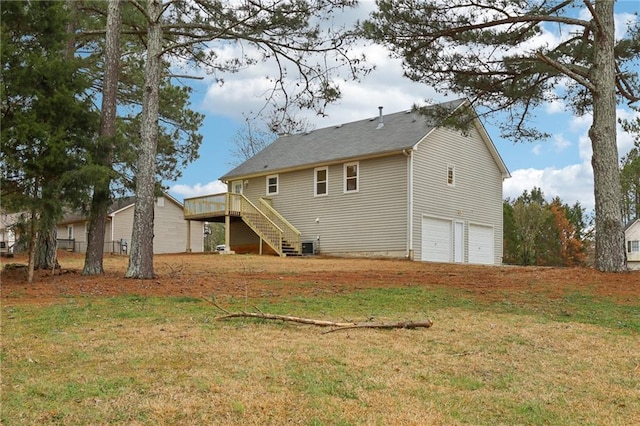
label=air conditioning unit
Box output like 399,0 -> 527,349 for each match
301,240 -> 317,255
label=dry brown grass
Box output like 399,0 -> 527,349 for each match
2,253 -> 639,425
3,302 -> 639,425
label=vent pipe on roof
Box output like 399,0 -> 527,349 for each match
376,106 -> 384,129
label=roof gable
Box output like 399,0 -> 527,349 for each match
626,219 -> 640,235
221,99 -> 470,181
108,196 -> 136,215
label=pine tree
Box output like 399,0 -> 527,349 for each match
1,1 -> 99,279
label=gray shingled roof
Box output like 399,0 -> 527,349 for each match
220,99 -> 467,181
58,193 -> 183,224
58,196 -> 136,224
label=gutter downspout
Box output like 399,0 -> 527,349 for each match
110,214 -> 114,251
403,149 -> 414,260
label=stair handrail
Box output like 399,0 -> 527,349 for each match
231,193 -> 285,255
258,199 -> 301,253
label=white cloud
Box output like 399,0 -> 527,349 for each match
615,12 -> 638,40
568,113 -> 591,133
504,163 -> 595,210
531,144 -> 542,155
553,134 -> 572,152
199,37 -> 445,126
617,108 -> 640,158
504,106 -> 638,212
195,1 -> 639,129
545,100 -> 566,114
170,180 -> 227,199
577,133 -> 593,163
571,108 -> 639,162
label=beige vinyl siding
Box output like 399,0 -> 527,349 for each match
55,224 -> 70,240
78,222 -> 87,249
56,224 -> 69,240
153,197 -> 195,253
57,221 -> 114,253
412,125 -> 504,264
111,205 -> 135,248
101,221 -> 112,252
156,197 -> 204,253
111,197 -> 204,254
626,221 -> 640,270
242,154 -> 408,257
188,221 -> 205,252
57,222 -> 92,251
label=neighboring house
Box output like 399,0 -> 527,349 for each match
625,219 -> 640,271
58,193 -> 204,254
0,211 -> 22,255
184,99 -> 510,264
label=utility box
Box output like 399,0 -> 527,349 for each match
301,240 -> 317,255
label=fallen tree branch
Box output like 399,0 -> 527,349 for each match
322,319 -> 433,334
203,298 -> 433,332
215,311 -> 358,327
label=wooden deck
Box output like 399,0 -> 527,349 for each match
183,192 -> 301,256
184,193 -> 238,220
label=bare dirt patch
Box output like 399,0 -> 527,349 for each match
1,252 -> 638,306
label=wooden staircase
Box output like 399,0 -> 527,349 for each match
234,194 -> 301,256
183,192 -> 302,256
257,198 -> 301,256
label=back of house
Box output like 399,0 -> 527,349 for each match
187,99 -> 509,264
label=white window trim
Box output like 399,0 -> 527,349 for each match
314,166 -> 328,197
629,240 -> 640,253
343,161 -> 359,193
156,196 -> 164,207
447,164 -> 456,187
266,174 -> 279,195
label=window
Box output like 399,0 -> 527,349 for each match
156,197 -> 164,207
67,225 -> 73,240
344,162 -> 359,193
266,174 -> 279,195
447,165 -> 455,186
629,240 -> 640,253
314,167 -> 328,196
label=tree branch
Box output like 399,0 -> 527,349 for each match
616,64 -> 640,104
536,51 -> 596,92
426,13 -> 590,42
204,299 -> 434,333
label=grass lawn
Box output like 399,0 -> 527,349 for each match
1,255 -> 639,425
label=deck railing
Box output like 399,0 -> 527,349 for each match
184,193 -> 228,219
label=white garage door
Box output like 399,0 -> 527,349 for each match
469,224 -> 494,264
422,217 -> 452,262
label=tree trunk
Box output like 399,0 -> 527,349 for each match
33,181 -> 60,270
125,0 -> 162,279
83,0 -> 122,275
27,207 -> 38,283
34,225 -> 59,270
589,1 -> 626,272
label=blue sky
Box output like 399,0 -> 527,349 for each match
166,1 -> 640,213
